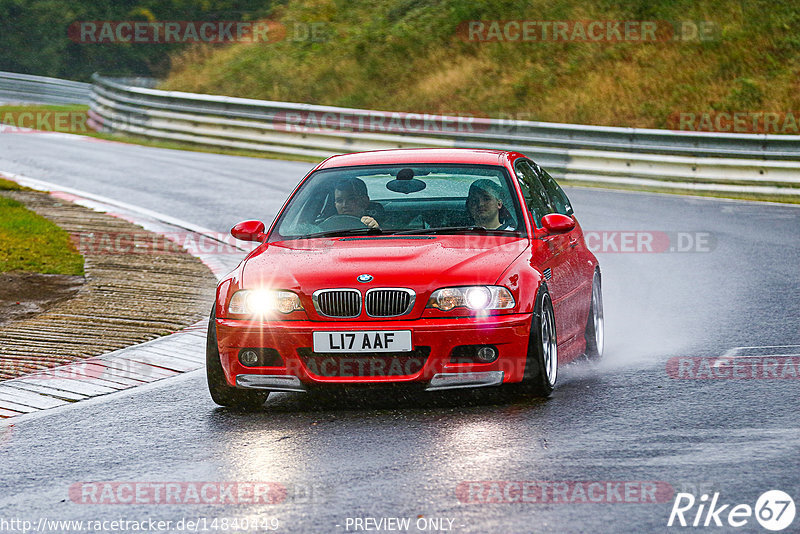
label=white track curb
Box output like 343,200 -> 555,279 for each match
0,171 -> 249,418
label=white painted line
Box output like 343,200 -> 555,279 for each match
14,377 -> 117,397
721,345 -> 800,358
9,368 -> 205,425
92,356 -> 177,380
0,398 -> 38,414
2,381 -> 87,401
0,387 -> 67,410
728,344 -> 800,350
70,362 -> 150,386
115,351 -> 202,373
32,368 -> 130,390
77,361 -> 154,383
139,341 -> 206,363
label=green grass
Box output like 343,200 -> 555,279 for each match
0,104 -> 86,114
0,178 -> 25,191
0,195 -> 84,275
160,0 -> 800,130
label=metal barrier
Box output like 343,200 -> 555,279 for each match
86,74 -> 800,197
3,70 -> 799,197
0,71 -> 91,105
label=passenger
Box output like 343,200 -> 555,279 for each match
333,177 -> 380,229
466,179 -> 515,230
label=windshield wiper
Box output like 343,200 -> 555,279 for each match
299,227 -> 386,239
393,226 -> 518,236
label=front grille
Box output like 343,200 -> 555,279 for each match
365,288 -> 415,317
314,289 -> 361,318
297,347 -> 431,377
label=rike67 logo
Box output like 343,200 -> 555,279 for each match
668,490 -> 796,531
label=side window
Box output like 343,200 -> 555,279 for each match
533,163 -> 574,216
514,160 -> 553,227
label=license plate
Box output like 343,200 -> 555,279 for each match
313,331 -> 412,353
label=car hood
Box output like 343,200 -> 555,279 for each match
240,235 -> 528,292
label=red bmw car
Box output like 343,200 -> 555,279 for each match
207,148 -> 603,407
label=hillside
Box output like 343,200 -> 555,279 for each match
160,0 -> 800,130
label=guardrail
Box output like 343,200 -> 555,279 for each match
5,71 -> 799,197
0,71 -> 91,105
87,74 -> 800,197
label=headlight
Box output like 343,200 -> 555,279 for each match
228,289 -> 303,315
427,286 -> 515,311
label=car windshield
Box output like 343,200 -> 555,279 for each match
270,164 -> 527,240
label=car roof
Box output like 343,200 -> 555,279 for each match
315,148 -> 525,170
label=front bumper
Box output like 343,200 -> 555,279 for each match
236,371 -> 506,392
216,313 -> 533,390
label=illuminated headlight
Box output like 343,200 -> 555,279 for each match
427,286 -> 515,311
228,289 -> 303,315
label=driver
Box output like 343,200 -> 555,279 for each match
466,179 -> 515,230
334,177 -> 380,229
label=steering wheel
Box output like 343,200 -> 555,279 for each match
317,214 -> 369,232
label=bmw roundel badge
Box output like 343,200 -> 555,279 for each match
357,274 -> 374,283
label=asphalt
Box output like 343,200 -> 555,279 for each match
0,132 -> 798,533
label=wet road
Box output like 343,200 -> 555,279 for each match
1,132 -> 799,533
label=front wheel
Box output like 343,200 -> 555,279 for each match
584,269 -> 604,360
206,307 -> 268,409
517,286 -> 558,397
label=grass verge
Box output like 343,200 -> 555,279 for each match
0,192 -> 84,275
0,178 -> 25,191
161,0 -> 800,131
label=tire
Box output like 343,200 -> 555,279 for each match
206,306 -> 268,409
584,269 -> 604,360
517,285 -> 558,397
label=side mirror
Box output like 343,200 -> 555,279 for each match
541,213 -> 575,234
231,220 -> 266,242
